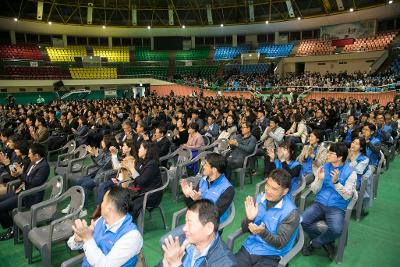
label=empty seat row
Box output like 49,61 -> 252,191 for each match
214,45 -> 250,60
135,50 -> 170,61
175,65 -> 218,77
224,63 -> 270,74
5,66 -> 69,79
296,40 -> 336,56
175,48 -> 210,61
257,43 -> 293,57
343,31 -> 398,53
69,67 -> 117,79
93,47 -> 130,62
46,46 -> 87,62
122,66 -> 168,77
0,44 -> 43,60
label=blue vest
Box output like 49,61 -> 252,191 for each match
344,128 -> 352,145
365,137 -> 380,166
347,153 -> 369,190
243,194 -> 299,256
315,163 -> 354,210
274,160 -> 301,196
182,233 -> 220,267
300,146 -> 318,177
198,174 -> 233,223
82,214 -> 139,267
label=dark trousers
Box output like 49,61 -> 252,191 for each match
75,175 -> 96,208
225,157 -> 244,181
0,193 -> 18,229
95,180 -> 114,205
301,202 -> 345,248
235,246 -> 280,267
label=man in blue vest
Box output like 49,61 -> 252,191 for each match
302,142 -> 356,260
235,169 -> 300,267
67,186 -> 143,267
160,153 -> 235,245
160,199 -> 237,267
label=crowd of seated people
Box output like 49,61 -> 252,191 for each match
179,70 -> 399,92
0,92 -> 398,266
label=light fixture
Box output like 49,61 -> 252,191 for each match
220,24 -> 224,27
13,18 -> 18,22
102,25 -> 106,29
48,21 -> 52,25
139,83 -> 143,87
182,25 -> 186,29
147,25 -> 151,29
389,0 -> 393,4
297,17 -> 301,20
349,8 -> 354,12
265,20 -> 269,24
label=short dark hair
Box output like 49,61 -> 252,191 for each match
1,128 -> 14,138
106,186 -> 130,214
205,153 -> 227,174
187,199 -> 219,232
14,140 -> 29,156
311,129 -> 324,143
329,142 -> 348,162
188,122 -> 199,132
36,116 -> 46,126
268,169 -> 292,189
363,123 -> 376,132
352,136 -> 367,155
156,125 -> 166,136
278,140 -> 296,161
30,143 -> 47,158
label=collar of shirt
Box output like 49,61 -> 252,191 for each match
34,158 -> 43,165
102,215 -> 127,234
260,194 -> 284,209
191,233 -> 218,265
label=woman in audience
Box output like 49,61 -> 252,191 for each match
72,115 -> 89,146
297,130 -> 328,184
218,114 -> 237,140
91,139 -> 138,219
120,141 -> 163,221
265,140 -> 302,197
184,122 -> 205,151
286,113 -> 308,144
29,116 -> 49,143
171,117 -> 189,150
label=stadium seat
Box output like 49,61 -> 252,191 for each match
46,46 -> 87,62
69,67 -> 118,79
93,47 -> 129,62
257,43 -> 294,57
214,45 -> 250,60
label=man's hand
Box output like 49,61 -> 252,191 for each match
317,167 -> 325,181
71,219 -> 95,242
189,190 -> 201,201
161,236 -> 189,267
331,169 -> 340,184
109,146 -> 118,155
248,222 -> 265,235
266,148 -> 275,161
228,139 -> 238,146
180,179 -> 193,198
244,196 -> 258,221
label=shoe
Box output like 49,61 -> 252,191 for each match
79,209 -> 88,218
322,242 -> 337,261
61,204 -> 70,214
302,241 -> 314,256
0,228 -> 14,241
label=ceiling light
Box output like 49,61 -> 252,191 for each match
220,24 -> 224,27
265,20 -> 269,24
102,25 -> 106,29
349,8 -> 354,12
297,17 -> 301,20
48,21 -> 52,25
389,0 -> 393,4
182,25 -> 186,29
147,25 -> 151,29
13,18 -> 18,22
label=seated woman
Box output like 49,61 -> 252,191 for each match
297,130 -> 328,184
286,113 -> 308,144
69,134 -> 114,216
265,140 -> 302,197
72,115 -> 89,146
349,135 -> 373,211
91,139 -> 138,219
218,114 -> 237,140
29,116 -> 49,143
120,141 -> 163,221
171,117 -> 189,151
183,122 -> 205,173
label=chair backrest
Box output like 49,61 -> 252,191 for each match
63,186 -> 85,215
219,202 -> 235,230
160,166 -> 169,186
74,145 -> 87,158
176,147 -> 192,164
322,141 -> 334,149
215,138 -> 229,153
65,140 -> 76,154
48,175 -> 64,199
202,135 -> 210,146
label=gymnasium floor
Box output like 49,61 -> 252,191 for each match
0,156 -> 399,267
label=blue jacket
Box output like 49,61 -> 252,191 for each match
366,137 -> 380,166
198,174 -> 234,223
82,214 -> 139,267
274,160 -> 301,196
315,162 -> 354,210
243,194 -> 299,257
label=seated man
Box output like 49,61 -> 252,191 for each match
225,121 -> 257,180
161,153 -> 235,243
302,142 -> 356,260
160,199 -> 237,267
0,143 -> 50,240
67,186 -> 143,266
152,125 -> 171,158
235,169 -> 300,267
202,115 -> 220,139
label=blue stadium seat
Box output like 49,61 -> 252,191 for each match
256,43 -> 294,57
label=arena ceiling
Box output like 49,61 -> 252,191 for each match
0,0 -> 394,27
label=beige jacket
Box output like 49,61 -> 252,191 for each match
287,120 -> 308,143
297,143 -> 328,174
